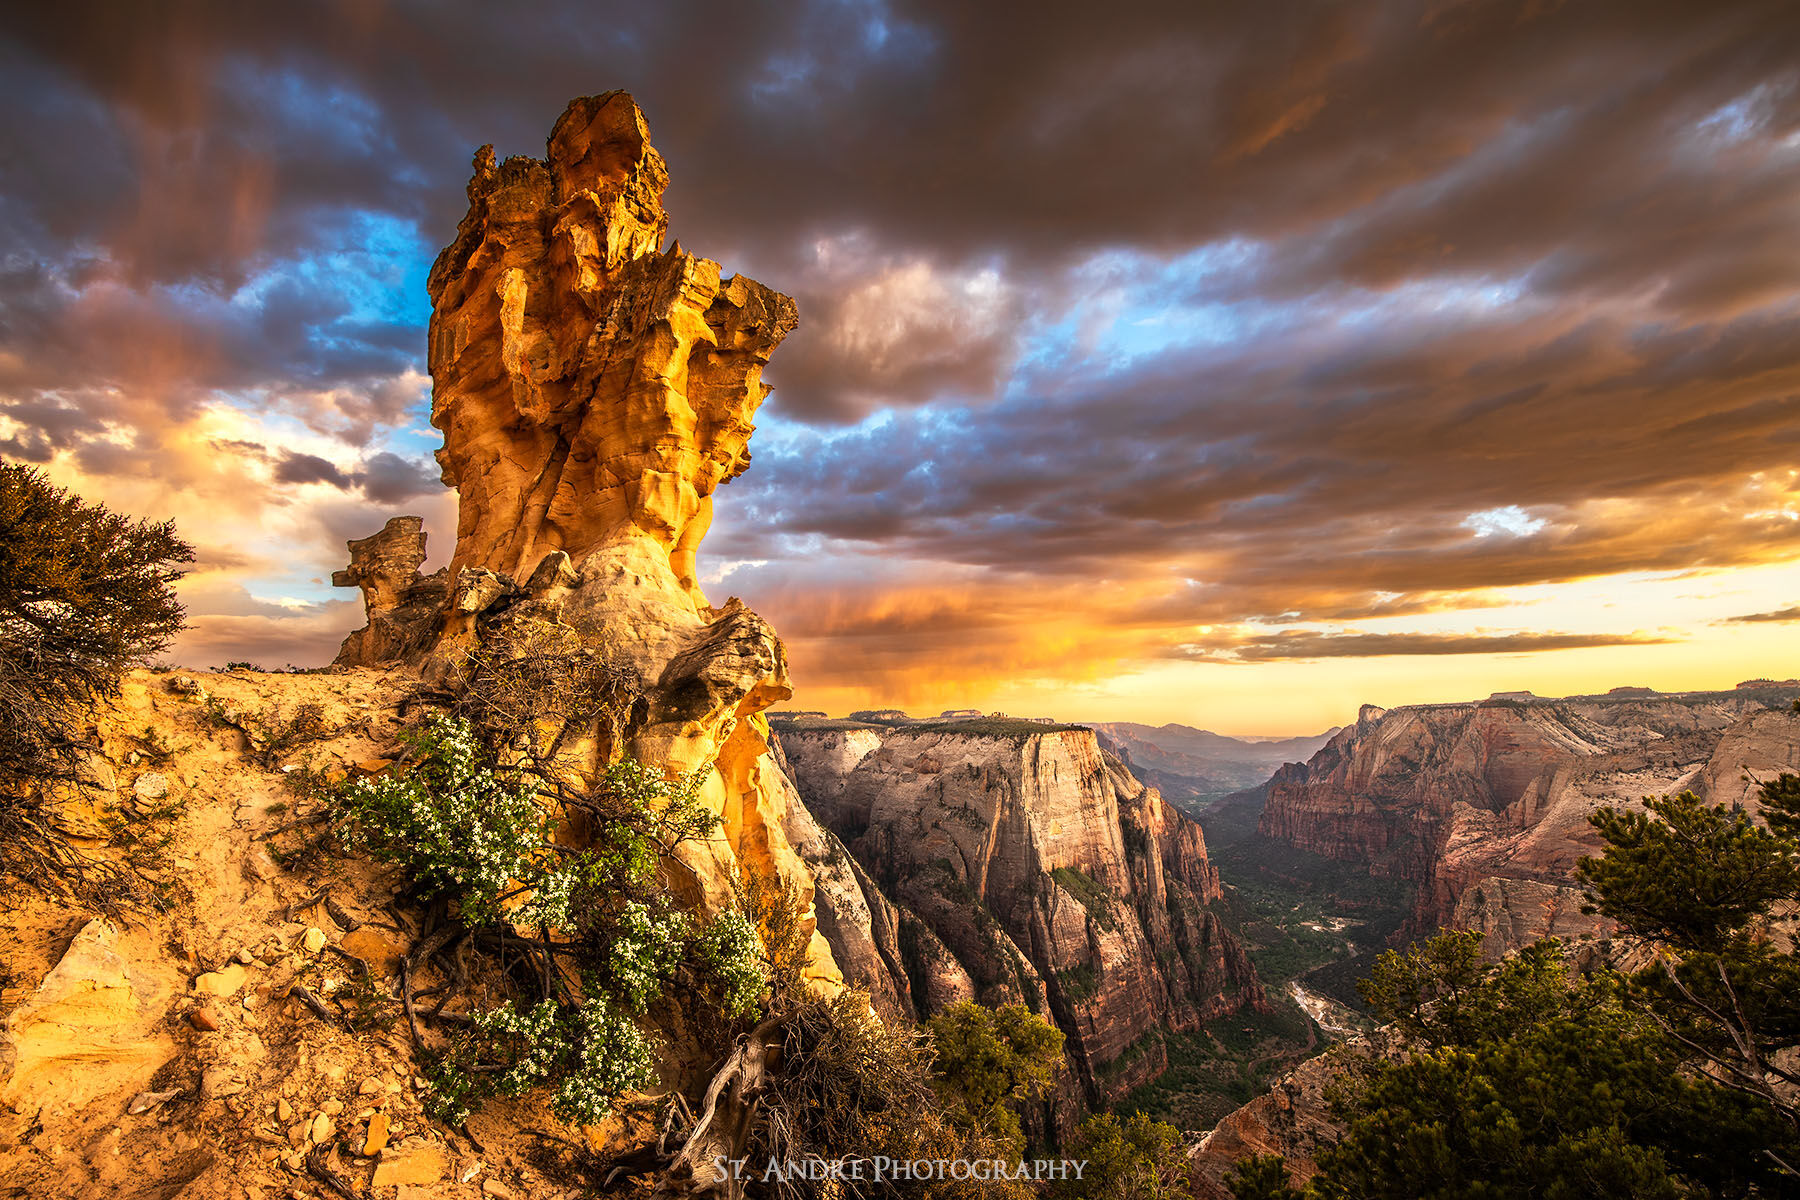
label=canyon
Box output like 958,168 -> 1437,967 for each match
773,714 -> 1265,1136
1256,683 -> 1800,955
11,81 -> 1796,1200
1093,723 -> 1338,809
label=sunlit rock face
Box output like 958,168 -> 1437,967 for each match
1258,687 -> 1800,955
331,516 -> 448,667
333,93 -> 849,995
425,90 -> 796,597
778,720 -> 1266,1131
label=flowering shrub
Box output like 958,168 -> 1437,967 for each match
424,994 -> 658,1125
335,714 -> 769,1126
556,996 -> 660,1123
589,755 -> 721,856
607,899 -> 689,1010
336,716 -> 571,926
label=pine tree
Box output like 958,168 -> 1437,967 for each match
1578,783 -> 1800,1151
1230,931 -> 1796,1197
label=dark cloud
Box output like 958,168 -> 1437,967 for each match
172,605 -> 364,670
358,451 -> 442,505
1727,607 -> 1800,624
7,1 -> 1798,419
1178,630 -> 1678,664
265,447 -> 442,505
713,291 -> 1800,620
273,450 -> 353,489
3,1 -> 1798,683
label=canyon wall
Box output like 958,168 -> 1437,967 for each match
1193,686 -> 1800,1192
776,718 -> 1264,1131
1258,686 -> 1800,954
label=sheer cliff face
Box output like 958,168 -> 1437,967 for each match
779,723 -> 1264,1115
1258,690 -> 1800,953
332,93 -> 848,995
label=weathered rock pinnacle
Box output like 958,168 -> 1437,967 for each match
330,516 -> 447,666
330,93 -> 852,1000
426,90 -> 798,601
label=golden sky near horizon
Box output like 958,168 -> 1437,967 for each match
4,2 -> 1799,735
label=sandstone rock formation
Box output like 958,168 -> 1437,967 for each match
426,91 -> 795,596
328,92 -> 855,997
0,918 -> 175,1117
331,516 -> 448,666
1257,687 -> 1800,955
775,717 -> 1264,1131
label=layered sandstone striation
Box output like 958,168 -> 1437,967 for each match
776,718 -> 1264,1128
328,93 -> 851,994
1258,687 -> 1800,955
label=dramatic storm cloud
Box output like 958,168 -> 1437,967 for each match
4,0 -> 1798,730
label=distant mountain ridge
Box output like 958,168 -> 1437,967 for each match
1092,721 -> 1341,807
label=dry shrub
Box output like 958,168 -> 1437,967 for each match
249,702 -> 333,767
0,792 -> 142,911
752,990 -> 1035,1200
733,862 -> 815,1005
456,618 -> 638,768
1,463 -> 190,905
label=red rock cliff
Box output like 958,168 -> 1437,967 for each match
1259,689 -> 1800,953
777,720 -> 1264,1132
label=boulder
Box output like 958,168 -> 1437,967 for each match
372,1139 -> 449,1188
0,919 -> 175,1115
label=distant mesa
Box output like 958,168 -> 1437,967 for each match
1740,678 -> 1800,689
1486,690 -> 1536,701
1607,685 -> 1657,696
789,707 -> 1066,727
